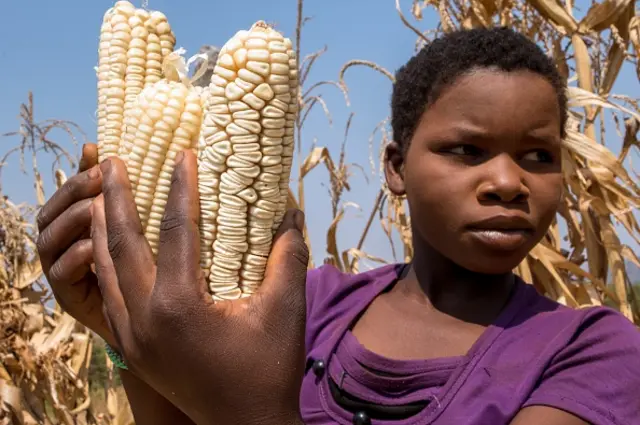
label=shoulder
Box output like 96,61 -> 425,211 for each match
304,263 -> 403,314
543,303 -> 640,372
518,280 -> 640,349
520,291 -> 640,424
303,263 -> 403,353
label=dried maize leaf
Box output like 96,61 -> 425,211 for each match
345,247 -> 388,274
515,257 -> 534,283
619,116 -> 639,163
599,2 -> 634,96
571,34 -> 597,138
529,244 -> 580,306
630,16 -> 640,79
526,0 -> 579,32
551,37 -> 570,79
578,0 -> 633,33
599,216 -> 633,320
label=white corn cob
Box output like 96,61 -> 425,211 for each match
96,8 -> 298,300
124,79 -> 205,256
97,1 -> 176,163
198,21 -> 298,301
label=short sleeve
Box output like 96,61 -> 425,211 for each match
522,307 -> 640,425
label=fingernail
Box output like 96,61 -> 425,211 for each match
294,210 -> 305,232
100,159 -> 111,174
176,151 -> 185,165
87,165 -> 100,180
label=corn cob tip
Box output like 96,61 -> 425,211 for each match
251,20 -> 272,31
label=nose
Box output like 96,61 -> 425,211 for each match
476,154 -> 529,204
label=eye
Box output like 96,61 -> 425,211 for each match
447,144 -> 482,156
522,150 -> 554,163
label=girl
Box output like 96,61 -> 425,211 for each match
36,27 -> 640,425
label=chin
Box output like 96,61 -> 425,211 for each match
453,252 -> 527,276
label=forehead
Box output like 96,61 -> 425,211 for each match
417,69 -> 562,142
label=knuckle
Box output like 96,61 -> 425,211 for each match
106,224 -> 133,260
149,294 -> 190,334
282,282 -> 306,322
37,175 -> 82,231
36,208 -> 49,232
60,175 -> 79,198
159,213 -> 187,234
48,259 -> 65,284
36,227 -> 53,258
287,236 -> 310,269
150,296 -> 179,323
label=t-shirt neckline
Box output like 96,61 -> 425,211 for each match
317,263 -> 532,425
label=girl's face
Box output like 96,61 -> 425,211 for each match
385,69 -> 563,274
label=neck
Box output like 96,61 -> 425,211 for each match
397,237 -> 516,326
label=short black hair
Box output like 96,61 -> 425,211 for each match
390,26 -> 567,151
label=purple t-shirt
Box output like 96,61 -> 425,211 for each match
299,263 -> 640,424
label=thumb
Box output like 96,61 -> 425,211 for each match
258,209 -> 309,318
78,143 -> 99,173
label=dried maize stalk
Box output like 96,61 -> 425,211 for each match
198,21 -> 298,301
97,0 -> 176,163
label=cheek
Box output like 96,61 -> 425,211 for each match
403,156 -> 470,234
530,175 -> 563,237
530,174 -> 563,226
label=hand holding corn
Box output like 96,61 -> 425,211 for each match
90,151 -> 308,425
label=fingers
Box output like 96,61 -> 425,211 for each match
78,143 -> 99,173
258,209 -> 309,316
155,151 -> 204,301
91,194 -> 129,335
99,158 -> 155,306
47,238 -> 94,290
36,165 -> 102,233
37,198 -> 93,271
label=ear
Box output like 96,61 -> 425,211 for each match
384,141 -> 406,196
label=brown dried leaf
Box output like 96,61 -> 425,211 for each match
36,313 -> 76,355
13,260 -> 42,290
552,37 -> 570,79
526,0 -> 579,32
599,2 -> 634,96
34,171 -> 45,208
344,248 -> 389,274
578,0 -> 634,33
630,16 -> 640,79
300,147 -> 331,179
619,117 -> 640,163
54,169 -> 67,190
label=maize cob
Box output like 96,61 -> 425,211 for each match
95,8 -> 299,300
125,79 -> 205,255
97,1 -> 176,163
198,21 -> 299,301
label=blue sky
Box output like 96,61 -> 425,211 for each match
0,0 -> 637,269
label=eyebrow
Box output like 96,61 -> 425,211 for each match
430,123 -> 561,147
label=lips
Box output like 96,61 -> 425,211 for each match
465,215 -> 535,251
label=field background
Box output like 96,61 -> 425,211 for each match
0,0 -> 638,423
